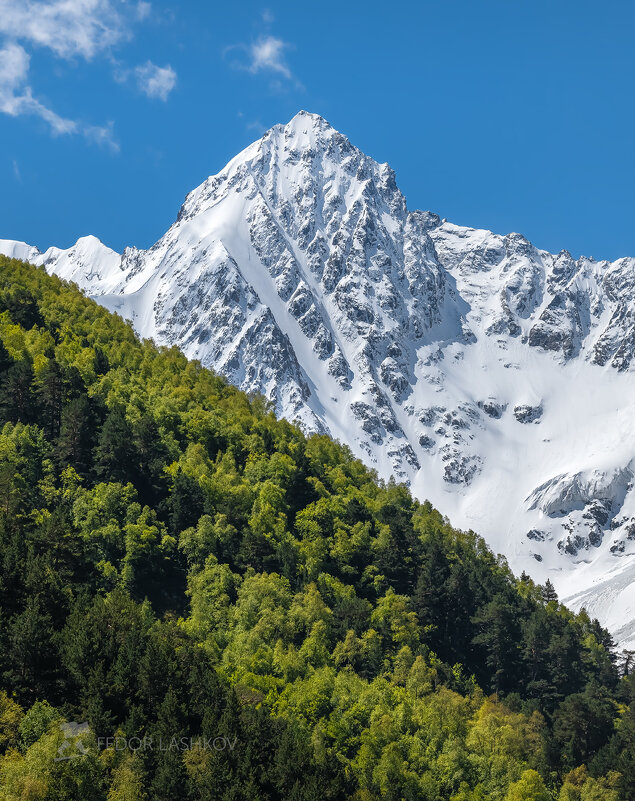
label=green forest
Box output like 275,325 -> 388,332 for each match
0,254 -> 632,800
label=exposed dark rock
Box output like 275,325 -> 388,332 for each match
514,404 -> 543,424
478,400 -> 506,419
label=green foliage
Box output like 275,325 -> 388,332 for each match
0,255 -> 630,800
504,769 -> 551,801
18,700 -> 60,751
0,692 -> 23,753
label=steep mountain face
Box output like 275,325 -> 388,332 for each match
2,111 -> 635,646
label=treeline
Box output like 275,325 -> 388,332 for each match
0,255 -> 632,800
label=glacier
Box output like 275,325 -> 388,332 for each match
2,110 -> 635,648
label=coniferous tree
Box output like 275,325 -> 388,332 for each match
148,688 -> 188,801
546,622 -> 586,701
542,578 -> 558,604
612,690 -> 635,799
133,414 -> 169,506
0,359 -> 35,423
93,406 -> 138,484
617,649 -> 635,677
93,345 -> 110,376
62,363 -> 88,401
4,597 -> 56,704
412,532 -> 451,651
472,593 -> 520,694
0,340 -> 12,375
0,286 -> 44,329
520,608 -> 556,707
168,469 -> 205,535
553,682 -> 617,768
37,357 -> 64,440
56,394 -> 94,477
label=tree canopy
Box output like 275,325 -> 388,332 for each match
0,255 -> 632,800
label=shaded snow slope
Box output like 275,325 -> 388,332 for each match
3,111 -> 635,647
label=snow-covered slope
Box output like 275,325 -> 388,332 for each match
3,111 -> 635,647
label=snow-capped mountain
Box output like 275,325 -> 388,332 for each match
3,111 -> 635,648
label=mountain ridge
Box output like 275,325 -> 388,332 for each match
2,110 -> 635,647
0,252 -> 629,801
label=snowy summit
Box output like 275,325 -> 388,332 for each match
3,111 -> 635,647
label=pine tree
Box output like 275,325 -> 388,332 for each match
472,593 -> 520,695
0,339 -> 13,374
5,596 -> 56,704
93,345 -> 110,376
0,360 -> 35,424
0,286 -> 44,329
61,364 -> 89,402
93,406 -> 138,484
412,533 -> 450,651
133,414 -> 169,506
617,649 -> 635,677
55,394 -> 94,476
542,579 -> 558,604
148,688 -> 188,801
36,357 -> 64,440
168,469 -> 205,535
553,682 -> 617,767
520,608 -> 560,708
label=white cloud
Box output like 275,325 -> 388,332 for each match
245,119 -> 265,134
134,60 -> 176,100
0,0 -> 130,60
0,39 -> 30,91
0,42 -> 77,134
226,27 -> 297,87
247,35 -> 291,78
84,120 -> 119,151
135,1 -> 151,21
0,0 -> 175,147
0,41 -> 119,148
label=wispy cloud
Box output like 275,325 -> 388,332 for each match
226,24 -> 298,88
0,0 -> 131,60
84,120 -> 119,152
247,36 -> 291,78
245,119 -> 265,134
114,58 -> 177,101
0,0 -> 175,148
12,158 -> 22,182
0,42 -> 77,134
134,61 -> 176,100
135,1 -> 151,21
0,41 -> 118,149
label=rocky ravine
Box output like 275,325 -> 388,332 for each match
3,111 -> 635,647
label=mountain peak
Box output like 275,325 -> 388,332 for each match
265,109 -> 346,150
4,115 -> 635,649
273,110 -> 335,137
287,109 -> 330,125
177,109 -> 394,225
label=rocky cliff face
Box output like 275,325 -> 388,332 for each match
3,111 -> 635,646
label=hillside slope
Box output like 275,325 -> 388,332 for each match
0,255 -> 632,799
2,112 -> 635,648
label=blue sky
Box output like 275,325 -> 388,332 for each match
1,0 -> 634,260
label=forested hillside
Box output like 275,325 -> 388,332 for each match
0,255 -> 632,800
